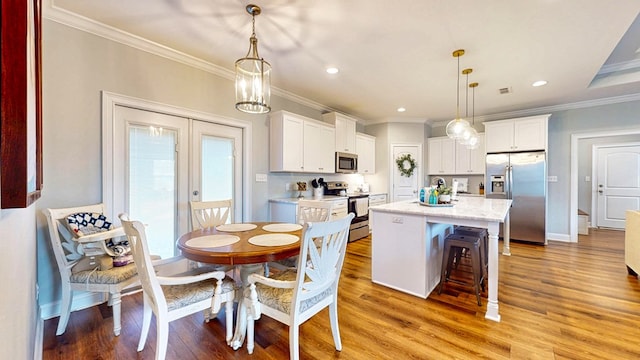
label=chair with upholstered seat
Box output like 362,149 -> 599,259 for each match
44,204 -> 139,336
268,199 -> 335,271
119,214 -> 236,360
189,200 -> 235,271
190,199 -> 233,230
243,213 -> 355,360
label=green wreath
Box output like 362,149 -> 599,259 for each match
396,154 -> 417,177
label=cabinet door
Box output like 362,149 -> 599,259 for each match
484,121 -> 514,153
469,133 -> 486,174
303,121 -> 323,172
320,125 -> 336,173
428,137 -> 455,174
513,118 -> 546,151
335,116 -> 356,153
356,133 -> 376,174
270,113 -> 304,172
455,141 -> 471,174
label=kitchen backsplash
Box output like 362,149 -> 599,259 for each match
268,172 -> 368,199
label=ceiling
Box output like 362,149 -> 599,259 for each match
48,0 -> 640,124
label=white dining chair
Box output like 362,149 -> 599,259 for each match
243,213 -> 355,360
268,200 -> 335,272
44,204 -> 139,336
190,199 -> 232,230
189,200 -> 235,272
119,213 -> 236,360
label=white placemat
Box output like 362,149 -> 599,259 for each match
185,234 -> 240,248
262,223 -> 302,232
248,234 -> 299,247
215,223 -> 257,232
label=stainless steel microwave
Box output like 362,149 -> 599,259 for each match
336,152 -> 358,173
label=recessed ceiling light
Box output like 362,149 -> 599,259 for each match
397,107 -> 406,112
326,67 -> 339,74
532,80 -> 548,87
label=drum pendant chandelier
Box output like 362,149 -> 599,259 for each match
235,4 -> 271,114
445,49 -> 471,140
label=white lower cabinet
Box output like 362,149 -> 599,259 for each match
269,198 -> 348,223
368,193 -> 387,232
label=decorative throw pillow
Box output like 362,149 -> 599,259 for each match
66,212 -> 113,238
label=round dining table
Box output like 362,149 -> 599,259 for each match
176,221 -> 302,265
176,221 -> 304,350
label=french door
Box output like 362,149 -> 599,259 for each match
105,101 -> 244,259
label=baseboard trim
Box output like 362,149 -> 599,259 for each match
34,306 -> 43,360
548,232 -> 572,242
40,292 -> 106,320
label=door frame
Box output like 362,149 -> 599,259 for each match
389,143 -> 423,202
570,127 -> 640,242
591,141 -> 640,228
101,91 -> 253,222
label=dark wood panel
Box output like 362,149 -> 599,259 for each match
42,229 -> 640,359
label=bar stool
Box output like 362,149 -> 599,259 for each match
454,226 -> 488,279
438,233 -> 484,306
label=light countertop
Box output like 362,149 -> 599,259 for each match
369,196 -> 511,223
270,192 -> 387,204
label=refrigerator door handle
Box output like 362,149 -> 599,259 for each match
508,165 -> 513,200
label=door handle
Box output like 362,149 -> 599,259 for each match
193,190 -> 199,196
598,190 -> 603,194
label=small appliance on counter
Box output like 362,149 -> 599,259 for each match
452,177 -> 469,193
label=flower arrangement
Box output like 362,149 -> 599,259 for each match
396,154 -> 417,177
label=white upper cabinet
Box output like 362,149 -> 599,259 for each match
356,133 -> 376,174
304,121 -> 335,173
322,112 -> 357,153
428,137 -> 456,175
484,114 -> 549,153
270,110 -> 335,173
455,133 -> 485,174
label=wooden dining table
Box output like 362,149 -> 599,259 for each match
176,221 -> 304,350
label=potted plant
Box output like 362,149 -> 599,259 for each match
438,186 -> 452,204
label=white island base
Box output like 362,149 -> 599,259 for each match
370,197 -> 511,322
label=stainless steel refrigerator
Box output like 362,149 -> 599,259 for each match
486,151 -> 546,244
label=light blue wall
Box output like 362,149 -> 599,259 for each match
38,20 -> 331,314
546,102 -> 640,234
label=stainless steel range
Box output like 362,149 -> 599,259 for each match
324,181 -> 369,242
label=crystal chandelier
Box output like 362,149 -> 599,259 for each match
445,49 -> 470,140
235,4 -> 271,114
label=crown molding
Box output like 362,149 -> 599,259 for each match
43,0 -> 338,116
430,92 -> 640,127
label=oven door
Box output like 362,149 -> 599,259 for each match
348,196 -> 369,241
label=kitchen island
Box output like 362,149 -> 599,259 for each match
369,196 -> 512,322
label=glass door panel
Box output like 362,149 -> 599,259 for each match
128,125 -> 177,259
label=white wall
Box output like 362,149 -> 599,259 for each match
0,207 -> 38,359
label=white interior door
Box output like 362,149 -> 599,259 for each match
596,145 -> 640,228
191,120 -> 243,222
391,144 -> 422,202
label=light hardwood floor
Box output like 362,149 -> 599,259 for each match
42,229 -> 640,359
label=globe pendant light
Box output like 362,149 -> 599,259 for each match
446,49 -> 470,140
466,82 -> 480,149
459,67 -> 478,146
235,4 -> 271,114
